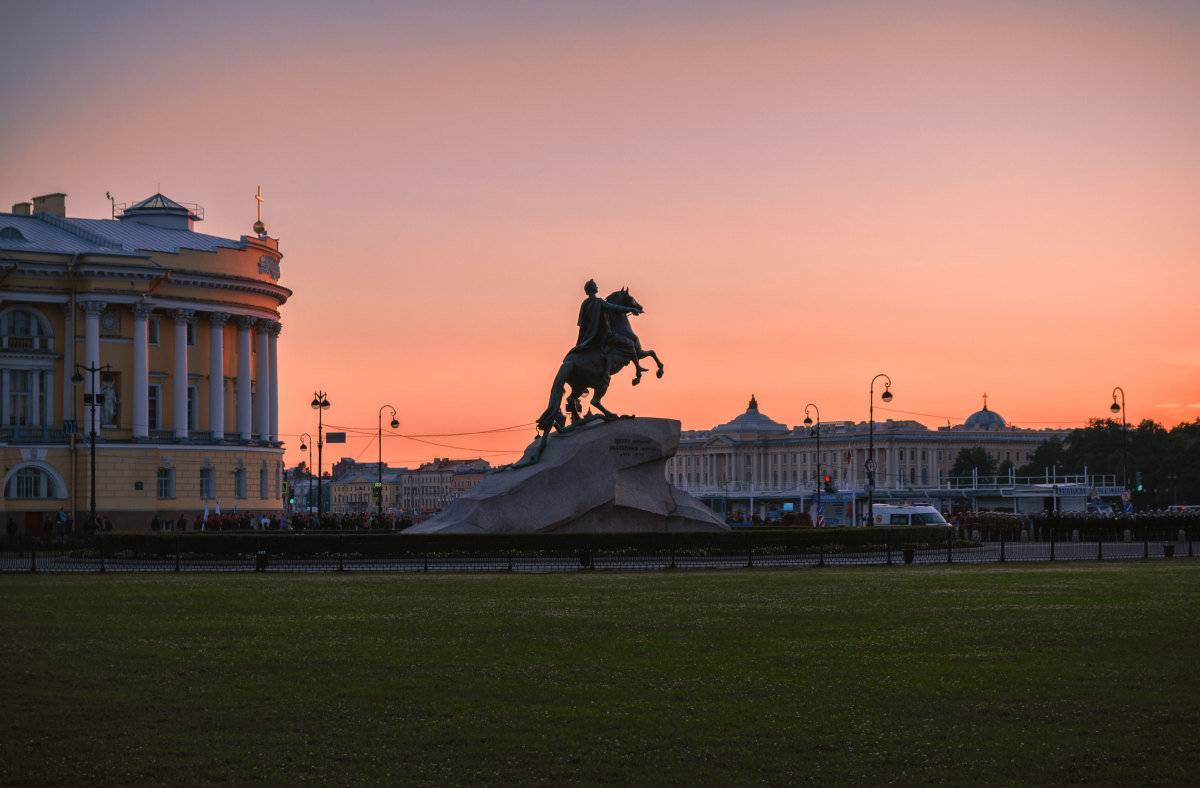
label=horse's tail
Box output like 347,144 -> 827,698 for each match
537,360 -> 573,432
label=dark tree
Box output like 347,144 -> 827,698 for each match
950,447 -> 998,479
1015,438 -> 1068,479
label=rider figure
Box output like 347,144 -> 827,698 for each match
569,279 -> 641,361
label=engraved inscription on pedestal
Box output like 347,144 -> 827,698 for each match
609,437 -> 657,461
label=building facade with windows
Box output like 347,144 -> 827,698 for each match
1,192 -> 290,533
668,396 -> 1070,521
327,458 -> 490,517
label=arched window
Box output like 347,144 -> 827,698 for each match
1,306 -> 53,351
4,465 -> 60,499
2,307 -> 56,430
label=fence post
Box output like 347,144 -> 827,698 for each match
175,533 -> 181,572
1097,535 -> 1103,561
99,532 -> 106,573
947,527 -> 953,564
886,531 -> 892,565
746,534 -> 753,568
1144,536 -> 1149,560
818,540 -> 825,567
30,546 -> 36,574
1050,531 -> 1055,562
1000,534 -> 1005,563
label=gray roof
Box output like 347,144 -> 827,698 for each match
964,405 -> 1007,430
1,203 -> 246,257
714,395 -> 789,434
0,212 -> 126,255
69,217 -> 243,254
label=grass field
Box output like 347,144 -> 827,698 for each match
2,563 -> 1198,786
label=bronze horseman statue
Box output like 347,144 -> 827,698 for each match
510,280 -> 664,468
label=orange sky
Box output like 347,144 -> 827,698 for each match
4,0 -> 1198,470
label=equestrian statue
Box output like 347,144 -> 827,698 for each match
508,280 -> 664,469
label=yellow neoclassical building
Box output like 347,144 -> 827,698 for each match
1,191 -> 291,534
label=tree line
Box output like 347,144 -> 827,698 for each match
948,418 -> 1200,510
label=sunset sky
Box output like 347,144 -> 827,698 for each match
4,0 -> 1198,469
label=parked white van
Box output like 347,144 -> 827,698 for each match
868,504 -> 951,527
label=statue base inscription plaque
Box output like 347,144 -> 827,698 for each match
405,417 -> 727,534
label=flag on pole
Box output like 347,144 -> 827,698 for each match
215,499 -> 221,517
232,499 -> 237,515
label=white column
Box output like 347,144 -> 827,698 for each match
61,304 -> 73,424
131,303 -> 151,439
208,312 -> 229,440
173,310 -> 193,439
237,316 -> 254,441
254,321 -> 270,441
268,322 -> 280,443
81,301 -> 105,435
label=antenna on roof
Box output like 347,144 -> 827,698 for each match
106,192 -> 115,219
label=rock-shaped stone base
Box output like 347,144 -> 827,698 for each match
405,417 -> 727,534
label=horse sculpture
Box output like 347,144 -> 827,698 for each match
509,287 -> 664,469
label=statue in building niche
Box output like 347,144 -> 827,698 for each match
100,379 -> 120,427
510,280 -> 664,469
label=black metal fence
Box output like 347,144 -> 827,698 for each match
1,527 -> 1194,574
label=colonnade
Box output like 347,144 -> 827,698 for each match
79,299 -> 280,443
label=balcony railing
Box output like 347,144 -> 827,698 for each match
2,426 -> 277,447
1,426 -> 69,443
0,334 -> 54,352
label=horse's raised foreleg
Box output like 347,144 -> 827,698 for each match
638,348 -> 665,379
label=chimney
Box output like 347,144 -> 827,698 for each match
32,193 -> 67,217
12,202 -> 32,215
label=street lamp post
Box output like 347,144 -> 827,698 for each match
311,391 -> 330,525
867,373 -> 893,528
1110,386 -> 1128,490
299,432 -> 313,517
803,403 -> 821,527
378,404 -> 399,522
71,362 -> 114,532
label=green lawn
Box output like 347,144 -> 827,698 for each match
2,563 -> 1198,786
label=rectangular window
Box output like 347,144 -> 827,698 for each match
199,467 -> 214,498
147,384 -> 161,430
235,468 -> 247,499
148,318 -> 160,346
260,467 -> 268,499
16,468 -> 41,498
186,322 -> 196,347
187,385 -> 199,431
8,370 -> 33,426
157,468 -> 175,499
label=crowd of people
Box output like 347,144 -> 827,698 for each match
956,507 -> 1199,539
147,511 -> 418,532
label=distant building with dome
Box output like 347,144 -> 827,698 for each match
667,395 -> 1070,523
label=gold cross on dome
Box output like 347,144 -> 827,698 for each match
983,392 -> 988,408
255,186 -> 263,222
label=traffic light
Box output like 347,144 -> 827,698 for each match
823,475 -> 836,494
372,482 -> 382,500
1136,471 -> 1143,492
